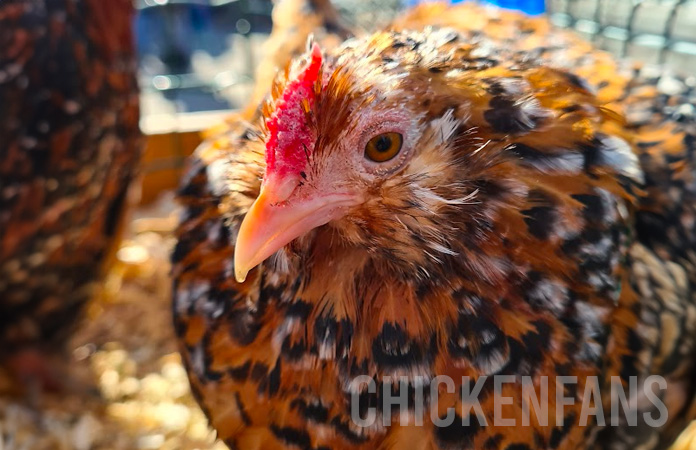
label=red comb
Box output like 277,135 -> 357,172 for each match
265,43 -> 323,180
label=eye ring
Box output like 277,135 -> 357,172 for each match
364,132 -> 403,163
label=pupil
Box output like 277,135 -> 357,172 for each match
375,136 -> 392,152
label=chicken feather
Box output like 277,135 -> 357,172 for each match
0,0 -> 141,379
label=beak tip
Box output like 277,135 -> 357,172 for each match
234,269 -> 249,284
234,259 -> 250,283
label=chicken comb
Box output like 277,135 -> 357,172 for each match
265,43 -> 323,179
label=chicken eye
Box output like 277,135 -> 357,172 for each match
364,132 -> 403,162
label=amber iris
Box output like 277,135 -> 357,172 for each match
365,132 -> 403,162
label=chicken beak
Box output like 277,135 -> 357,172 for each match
234,185 -> 361,283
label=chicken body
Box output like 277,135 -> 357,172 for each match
173,3 -> 696,449
0,1 -> 140,367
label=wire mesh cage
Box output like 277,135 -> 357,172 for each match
546,0 -> 696,74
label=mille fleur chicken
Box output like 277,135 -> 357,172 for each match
172,2 -> 696,449
0,0 -> 140,387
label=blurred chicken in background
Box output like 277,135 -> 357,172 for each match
0,0 -> 141,390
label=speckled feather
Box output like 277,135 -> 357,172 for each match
172,3 -> 696,449
0,0 -> 141,358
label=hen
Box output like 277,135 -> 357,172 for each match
172,3 -> 696,449
0,0 -> 140,385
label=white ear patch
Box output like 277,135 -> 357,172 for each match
429,109 -> 460,146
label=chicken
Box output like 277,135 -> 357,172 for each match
0,0 -> 140,386
172,3 -> 696,449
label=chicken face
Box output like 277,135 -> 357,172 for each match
235,35 -> 487,283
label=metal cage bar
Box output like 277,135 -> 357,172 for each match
546,0 -> 696,73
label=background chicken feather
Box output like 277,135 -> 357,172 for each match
0,0 -> 141,387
